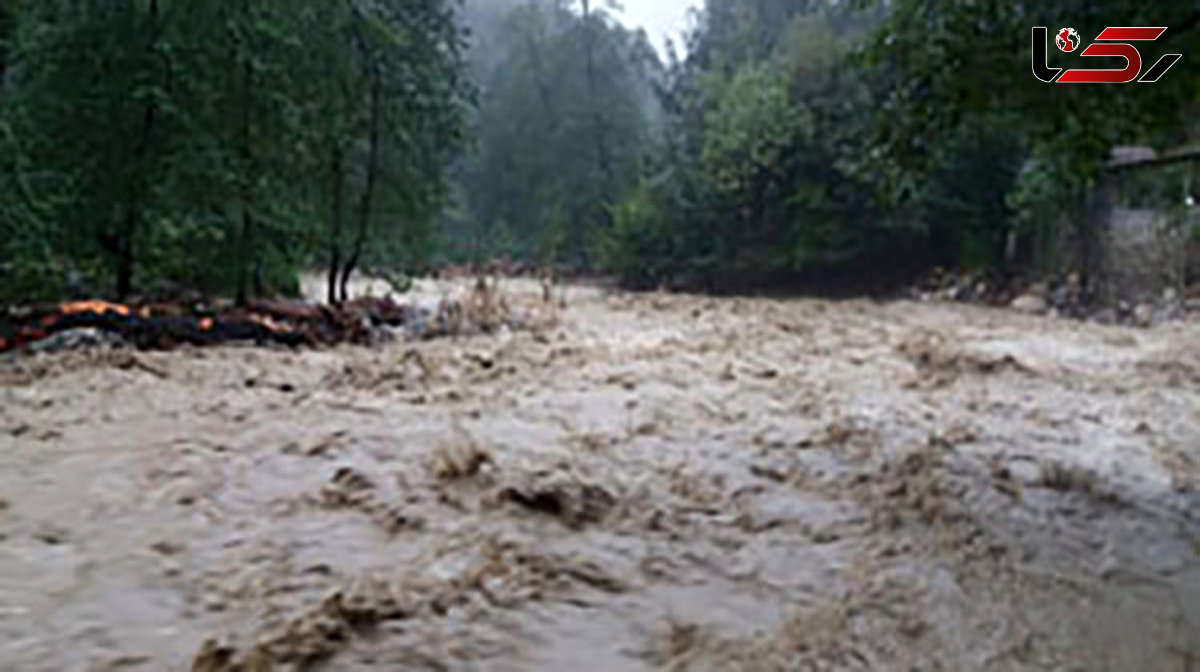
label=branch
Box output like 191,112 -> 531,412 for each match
1106,145 -> 1200,171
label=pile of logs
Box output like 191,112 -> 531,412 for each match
0,297 -> 418,354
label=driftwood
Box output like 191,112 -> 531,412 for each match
0,297 -> 414,354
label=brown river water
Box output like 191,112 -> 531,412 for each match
1,279 -> 1198,671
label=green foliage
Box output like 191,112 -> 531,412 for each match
0,0 -> 468,303
858,0 -> 1200,285
915,116 -> 1028,269
701,64 -> 809,202
599,183 -> 675,288
865,0 -> 1200,197
603,0 -> 901,289
448,0 -> 659,267
2,0 -> 1195,302
602,0 -> 1200,289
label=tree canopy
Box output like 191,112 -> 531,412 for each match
0,0 -> 469,303
1,0 -> 1196,303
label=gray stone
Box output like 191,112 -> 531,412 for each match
28,328 -> 126,353
1010,293 -> 1047,314
1132,304 -> 1154,327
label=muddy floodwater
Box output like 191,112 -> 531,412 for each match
2,280 -> 1199,671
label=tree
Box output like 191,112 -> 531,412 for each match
603,0 -> 896,289
867,0 -> 1200,177
304,0 -> 468,304
3,1 -> 177,299
451,0 -> 658,267
0,0 -> 468,304
864,0 -> 1200,284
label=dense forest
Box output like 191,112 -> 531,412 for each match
0,0 -> 469,304
1,0 -> 1197,302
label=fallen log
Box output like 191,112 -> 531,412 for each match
1,281 -> 542,355
0,298 -> 395,354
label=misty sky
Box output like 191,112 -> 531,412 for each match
613,0 -> 700,55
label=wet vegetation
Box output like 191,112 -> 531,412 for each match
1,0 -> 1197,303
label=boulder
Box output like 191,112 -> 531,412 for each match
1010,293 -> 1048,314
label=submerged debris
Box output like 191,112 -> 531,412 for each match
431,440 -> 493,481
897,329 -> 1032,388
911,267 -> 1197,326
26,327 -> 128,353
496,470 -> 618,528
191,539 -> 625,671
1,280 -> 550,355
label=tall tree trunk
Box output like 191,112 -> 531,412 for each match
116,0 -> 163,299
236,209 -> 256,306
235,40 -> 254,307
580,0 -> 611,182
116,215 -> 135,299
339,72 -> 383,303
579,0 -> 614,262
525,27 -> 556,120
327,144 -> 345,305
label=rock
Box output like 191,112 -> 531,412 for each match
1132,303 -> 1154,327
1010,293 -> 1047,314
28,327 -> 126,353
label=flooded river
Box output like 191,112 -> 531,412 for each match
1,280 -> 1198,670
